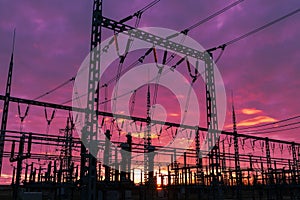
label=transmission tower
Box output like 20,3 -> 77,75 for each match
80,1 -> 102,200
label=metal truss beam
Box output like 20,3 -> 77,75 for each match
0,95 -> 299,146
100,16 -> 206,60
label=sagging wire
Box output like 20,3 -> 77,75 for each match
162,0 -> 241,67
166,0 -> 245,40
110,0 -> 153,114
17,102 -> 30,132
99,47 -> 182,125
186,130 -> 193,141
73,84 -> 83,125
158,126 -> 163,140
113,33 -> 132,59
164,33 -> 187,67
186,58 -> 199,83
110,118 -> 116,140
34,77 -> 75,101
112,34 -> 133,114
44,107 -> 56,154
181,83 -> 193,129
63,37 -> 199,146
288,145 -> 292,156
224,8 -> 300,47
100,48 -> 153,91
154,125 -> 159,141
130,90 -> 137,116
44,108 -> 55,127
251,140 -> 256,152
134,121 -> 138,134
100,117 -> 105,129
244,140 -> 254,152
100,90 -> 136,106
97,49 -> 189,111
116,119 -> 122,140
271,142 -> 276,156
260,141 -> 264,154
63,1 -> 276,118
170,56 -> 186,71
119,0 -> 160,25
164,126 -> 173,141
279,144 -> 284,155
170,128 -> 178,140
180,57 -> 200,139
151,48 -> 167,119
104,84 -> 108,114
206,8 -> 300,63
214,45 -> 226,63
240,138 -> 245,151
206,44 -> 227,64
129,120 -> 136,134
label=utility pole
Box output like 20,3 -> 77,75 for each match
61,116 -> 74,183
103,129 -> 111,181
205,45 -> 226,199
265,138 -> 272,183
195,128 -> 203,184
231,94 -> 241,199
80,0 -> 102,200
10,133 -> 32,200
291,143 -> 297,184
0,30 -> 16,176
205,50 -> 221,200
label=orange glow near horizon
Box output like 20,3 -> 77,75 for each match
241,108 -> 262,115
130,132 -> 159,139
169,113 -> 179,117
237,116 -> 277,127
225,115 -> 277,129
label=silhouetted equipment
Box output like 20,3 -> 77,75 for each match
78,1 -> 102,200
104,129 -> 111,181
10,133 -> 32,200
0,30 -> 16,176
0,1 -> 300,200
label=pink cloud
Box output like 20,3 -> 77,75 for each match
241,108 -> 262,115
0,0 -> 300,183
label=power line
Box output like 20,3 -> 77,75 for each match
205,7 -> 300,60
186,0 -> 244,33
241,121 -> 300,133
61,2 -> 160,106
240,124 -> 300,135
166,0 -> 245,40
139,0 -> 160,14
34,77 -> 75,101
102,0 -> 237,91
119,0 -> 160,24
225,8 -> 300,46
237,115 -> 300,131
63,7 -> 300,123
63,56 -> 204,111
219,9 -> 300,133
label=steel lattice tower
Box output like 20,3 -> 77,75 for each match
205,51 -> 221,183
80,1 -> 102,200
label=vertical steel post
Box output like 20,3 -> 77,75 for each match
204,51 -> 220,186
0,30 -> 16,175
291,143 -> 297,183
104,129 -> 111,181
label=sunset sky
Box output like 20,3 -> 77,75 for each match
0,0 -> 299,184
